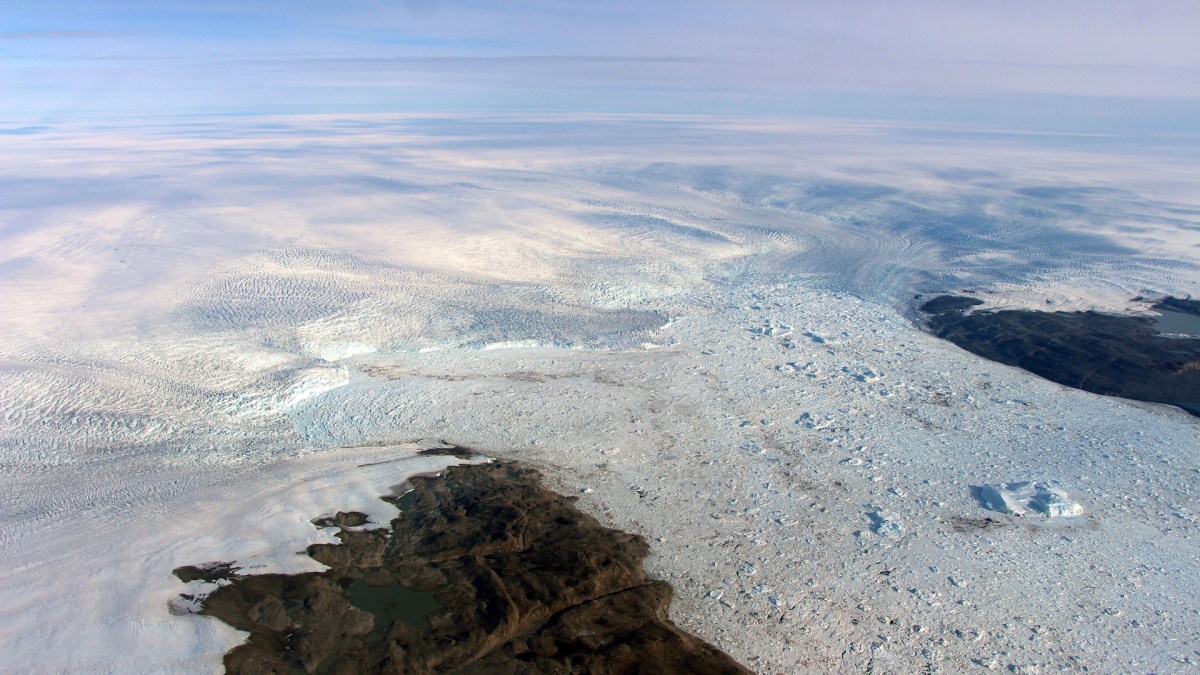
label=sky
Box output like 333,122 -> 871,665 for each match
3,1 -> 1199,126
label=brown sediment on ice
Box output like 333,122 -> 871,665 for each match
175,460 -> 752,675
919,294 -> 1200,417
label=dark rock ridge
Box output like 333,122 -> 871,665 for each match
919,295 -> 1200,417
1152,296 -> 1200,317
175,460 -> 752,674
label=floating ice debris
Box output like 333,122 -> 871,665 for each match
750,319 -> 793,337
739,441 -> 767,455
867,505 -> 905,538
842,364 -> 882,382
977,481 -> 1084,518
778,361 -> 821,378
795,411 -> 837,430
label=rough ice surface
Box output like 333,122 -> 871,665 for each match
979,482 -> 1085,518
1,116 -> 1199,673
866,506 -> 905,538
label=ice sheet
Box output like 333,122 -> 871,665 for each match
0,444 -> 482,673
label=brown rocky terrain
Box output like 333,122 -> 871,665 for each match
175,459 -> 752,674
920,295 -> 1200,417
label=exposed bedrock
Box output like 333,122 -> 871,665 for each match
176,460 -> 752,674
919,295 -> 1200,417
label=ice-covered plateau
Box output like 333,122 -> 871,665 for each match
1,115 -> 1198,673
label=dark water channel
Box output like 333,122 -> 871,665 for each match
1154,308 -> 1200,337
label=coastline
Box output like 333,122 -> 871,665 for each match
918,294 -> 1200,417
177,458 -> 751,673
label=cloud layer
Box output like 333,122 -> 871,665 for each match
4,1 -> 1198,119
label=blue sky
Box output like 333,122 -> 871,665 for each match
3,1 -> 1199,125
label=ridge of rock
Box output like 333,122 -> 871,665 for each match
177,460 -> 753,674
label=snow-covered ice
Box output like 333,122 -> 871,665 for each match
1,115 -> 1198,673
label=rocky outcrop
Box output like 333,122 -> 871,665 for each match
176,460 -> 752,674
920,295 -> 1200,417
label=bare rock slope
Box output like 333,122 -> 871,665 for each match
179,460 -> 751,674
920,295 -> 1200,417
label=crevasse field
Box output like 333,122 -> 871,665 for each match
1,115 -> 1199,673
